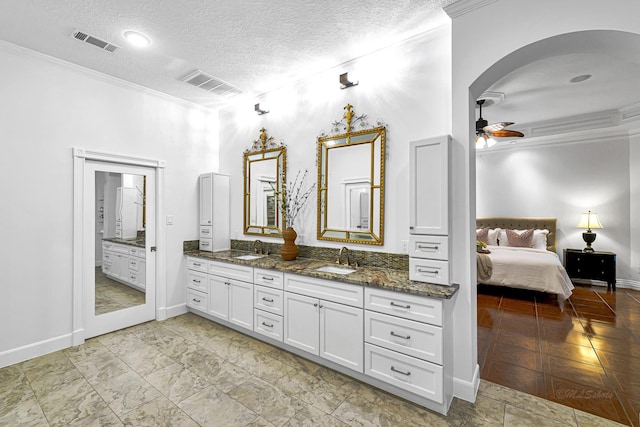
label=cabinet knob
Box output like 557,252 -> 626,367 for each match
313,303 -> 318,307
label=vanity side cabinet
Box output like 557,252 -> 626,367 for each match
198,172 -> 230,252
409,135 -> 451,285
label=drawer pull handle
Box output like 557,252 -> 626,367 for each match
193,263 -> 201,267
193,298 -> 201,303
390,302 -> 411,309
390,366 -> 411,376
262,322 -> 273,328
225,281 -> 230,286
193,279 -> 201,283
417,245 -> 439,250
418,268 -> 439,275
262,297 -> 274,303
390,331 -> 411,340
262,276 -> 274,281
202,230 -> 210,234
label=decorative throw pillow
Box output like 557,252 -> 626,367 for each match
505,228 -> 534,247
476,227 -> 489,244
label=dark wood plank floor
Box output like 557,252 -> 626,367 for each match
477,283 -> 640,426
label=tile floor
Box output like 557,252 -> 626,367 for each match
95,267 -> 145,315
1,312 -> 625,426
478,283 -> 640,426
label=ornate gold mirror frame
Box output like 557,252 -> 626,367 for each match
243,128 -> 287,236
317,104 -> 386,245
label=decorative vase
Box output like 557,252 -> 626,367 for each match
281,227 -> 299,261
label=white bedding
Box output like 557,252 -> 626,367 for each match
480,246 -> 574,300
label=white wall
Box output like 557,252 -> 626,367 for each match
476,137 -> 633,280
218,23 -> 452,253
630,133 -> 640,282
0,42 -> 219,360
449,0 -> 640,401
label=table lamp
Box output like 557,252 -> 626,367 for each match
577,210 -> 603,252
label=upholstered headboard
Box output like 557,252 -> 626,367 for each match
476,217 -> 557,252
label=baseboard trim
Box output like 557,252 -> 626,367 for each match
453,364 -> 480,402
164,303 -> 188,320
0,333 -> 73,369
616,279 -> 640,291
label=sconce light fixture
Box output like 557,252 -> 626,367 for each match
254,103 -> 269,115
576,210 -> 603,252
339,72 -> 358,89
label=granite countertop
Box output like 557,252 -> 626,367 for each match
103,237 -> 146,248
184,249 -> 459,300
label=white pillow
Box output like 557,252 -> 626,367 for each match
498,228 -> 549,249
476,228 -> 500,246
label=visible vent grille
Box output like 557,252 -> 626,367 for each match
71,29 -> 119,53
181,70 -> 242,97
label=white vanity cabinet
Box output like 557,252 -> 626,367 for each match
199,172 -> 230,252
283,273 -> 364,373
102,241 -> 146,291
363,287 -> 453,410
409,136 -> 450,285
186,257 -> 254,331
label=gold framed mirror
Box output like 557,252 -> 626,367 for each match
317,104 -> 385,245
244,128 -> 287,236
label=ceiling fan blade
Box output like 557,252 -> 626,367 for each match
490,129 -> 524,138
483,122 -> 514,133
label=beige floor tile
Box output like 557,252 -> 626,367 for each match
450,394 -> 506,425
72,350 -> 133,385
63,338 -> 110,364
574,409 -> 629,427
283,404 -> 349,427
178,385 -> 258,427
503,404 -> 577,427
274,369 -> 350,413
119,396 -> 199,427
267,348 -> 322,375
233,348 -> 297,384
92,370 -> 161,417
144,363 -> 209,404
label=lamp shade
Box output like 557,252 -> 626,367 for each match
577,211 -> 603,230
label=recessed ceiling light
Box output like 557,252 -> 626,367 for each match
570,74 -> 592,83
124,30 -> 151,47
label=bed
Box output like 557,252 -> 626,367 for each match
476,217 -> 574,302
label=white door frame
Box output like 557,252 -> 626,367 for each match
72,148 -> 166,346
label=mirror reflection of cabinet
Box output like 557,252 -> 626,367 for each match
244,128 -> 286,236
317,105 -> 385,245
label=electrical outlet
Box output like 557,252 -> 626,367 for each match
166,215 -> 174,225
401,240 -> 409,254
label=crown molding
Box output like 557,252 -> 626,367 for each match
444,0 -> 499,19
0,40 -> 215,113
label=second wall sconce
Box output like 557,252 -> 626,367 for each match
255,103 -> 269,115
339,72 -> 358,89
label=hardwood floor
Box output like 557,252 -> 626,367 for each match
478,283 -> 640,426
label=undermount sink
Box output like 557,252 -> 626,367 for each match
315,265 -> 357,275
234,254 -> 265,261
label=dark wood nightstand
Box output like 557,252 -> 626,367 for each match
563,249 -> 617,291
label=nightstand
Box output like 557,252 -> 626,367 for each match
563,249 -> 617,291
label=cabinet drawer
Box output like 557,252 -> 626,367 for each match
103,251 -> 114,264
128,257 -> 142,271
254,268 -> 284,289
254,309 -> 283,342
409,235 -> 448,261
187,270 -> 208,293
409,258 -> 449,285
126,271 -> 144,287
365,311 -> 442,364
254,285 -> 283,315
128,246 -> 145,258
199,225 -> 213,239
365,343 -> 443,404
365,287 -> 443,326
199,238 -> 213,252
187,257 -> 207,273
187,288 -> 208,312
209,260 -> 253,283
103,242 -> 128,254
284,273 -> 363,308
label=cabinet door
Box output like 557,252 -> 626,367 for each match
199,173 -> 213,226
112,253 -> 129,280
284,292 -> 319,355
320,300 -> 364,373
409,136 -> 449,235
208,275 -> 229,321
229,279 -> 253,330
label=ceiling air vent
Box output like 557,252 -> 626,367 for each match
71,29 -> 119,53
181,70 -> 242,97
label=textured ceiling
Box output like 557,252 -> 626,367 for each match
0,0 -> 454,108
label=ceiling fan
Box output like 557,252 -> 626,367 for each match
476,99 -> 524,148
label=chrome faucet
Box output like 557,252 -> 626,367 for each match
252,240 -> 264,255
337,246 -> 351,266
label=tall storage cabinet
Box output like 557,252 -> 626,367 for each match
409,136 -> 451,285
199,172 -> 230,252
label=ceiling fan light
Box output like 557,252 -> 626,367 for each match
486,137 -> 497,148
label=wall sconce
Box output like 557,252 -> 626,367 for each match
339,72 -> 358,89
577,210 -> 603,252
254,103 -> 269,115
